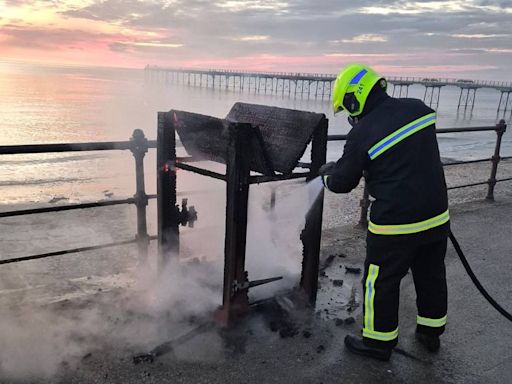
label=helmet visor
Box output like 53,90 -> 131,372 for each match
342,92 -> 360,115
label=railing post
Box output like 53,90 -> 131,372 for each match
358,172 -> 370,227
215,122 -> 252,326
486,119 -> 507,201
130,129 -> 150,261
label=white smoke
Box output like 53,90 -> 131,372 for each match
0,177 -> 323,381
246,177 -> 324,298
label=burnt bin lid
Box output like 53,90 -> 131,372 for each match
172,103 -> 326,175
171,110 -> 271,174
226,103 -> 326,174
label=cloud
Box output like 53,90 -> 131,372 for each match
331,34 -> 388,44
127,41 -> 183,48
324,52 -> 398,58
450,47 -> 512,54
426,32 -> 511,39
231,35 -> 270,41
0,24 -> 112,50
483,48 -> 512,53
62,0 -> 157,22
109,40 -> 184,53
1,0 -> 511,78
215,0 -> 289,13
359,0 -> 512,15
451,33 -> 510,38
359,1 -> 469,15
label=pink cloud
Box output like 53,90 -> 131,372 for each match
0,23 -> 178,68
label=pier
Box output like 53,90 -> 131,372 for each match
144,66 -> 512,118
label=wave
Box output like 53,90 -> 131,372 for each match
0,177 -> 93,187
0,153 -> 108,166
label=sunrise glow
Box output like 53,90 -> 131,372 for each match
0,0 -> 510,78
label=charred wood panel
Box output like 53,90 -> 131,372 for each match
226,103 -> 326,174
173,104 -> 326,175
172,110 -> 270,175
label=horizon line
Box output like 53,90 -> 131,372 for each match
1,58 -> 511,84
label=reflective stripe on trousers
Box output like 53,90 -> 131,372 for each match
417,315 -> 447,327
362,264 -> 399,342
368,210 -> 450,235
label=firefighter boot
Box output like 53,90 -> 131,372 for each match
344,335 -> 392,361
416,332 -> 440,353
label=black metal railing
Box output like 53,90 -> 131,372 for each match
0,121 -> 509,265
0,129 -> 157,266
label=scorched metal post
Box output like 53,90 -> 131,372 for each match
218,122 -> 252,326
157,112 -> 180,267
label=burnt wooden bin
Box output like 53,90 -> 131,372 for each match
156,102 -> 328,326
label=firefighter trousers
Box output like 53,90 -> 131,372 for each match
361,237 -> 448,348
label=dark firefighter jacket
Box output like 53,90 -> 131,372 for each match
325,90 -> 450,245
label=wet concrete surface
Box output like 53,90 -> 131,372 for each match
1,196 -> 510,383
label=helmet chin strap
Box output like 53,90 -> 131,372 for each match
348,116 -> 359,127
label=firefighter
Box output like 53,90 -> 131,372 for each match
319,64 -> 450,361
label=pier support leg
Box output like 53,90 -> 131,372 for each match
468,88 -> 477,111
434,87 -> 441,109
497,91 -> 512,118
424,86 -> 442,108
457,88 -> 464,110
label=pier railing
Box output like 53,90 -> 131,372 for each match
145,66 -> 512,90
0,121 -> 509,265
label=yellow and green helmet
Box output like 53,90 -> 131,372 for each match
332,63 -> 387,117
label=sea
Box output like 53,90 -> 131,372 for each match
1,61 -> 511,208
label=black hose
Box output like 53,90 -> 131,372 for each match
449,231 -> 512,322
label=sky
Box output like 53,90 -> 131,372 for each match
0,0 -> 511,79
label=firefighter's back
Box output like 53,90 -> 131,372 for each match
358,97 -> 449,241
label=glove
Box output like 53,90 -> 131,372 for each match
318,162 -> 336,190
318,161 -> 336,177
